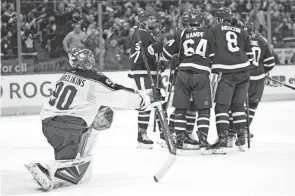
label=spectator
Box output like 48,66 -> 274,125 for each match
55,2 -> 75,55
63,23 -> 86,53
269,44 -> 280,65
117,27 -> 134,56
84,26 -> 105,61
21,22 -> 37,54
2,3 -> 16,24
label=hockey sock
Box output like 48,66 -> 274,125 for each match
156,110 -> 168,131
247,102 -> 259,126
215,103 -> 230,137
197,109 -> 210,139
168,112 -> 175,131
174,109 -> 187,148
186,110 -> 196,134
174,113 -> 186,133
138,110 -> 151,133
231,103 -> 247,131
228,110 -> 235,136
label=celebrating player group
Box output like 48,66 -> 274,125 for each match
25,6 -> 275,191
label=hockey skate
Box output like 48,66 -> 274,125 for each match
199,138 -> 213,155
157,132 -> 167,148
227,130 -> 236,148
210,134 -> 227,155
183,133 -> 200,150
235,129 -> 246,152
25,162 -> 56,191
137,132 -> 154,149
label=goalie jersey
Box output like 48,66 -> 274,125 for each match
162,27 -> 213,75
41,70 -> 143,126
249,36 -> 275,80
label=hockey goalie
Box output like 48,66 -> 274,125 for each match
24,48 -> 163,191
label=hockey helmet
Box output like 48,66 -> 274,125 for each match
68,48 -> 95,70
138,10 -> 150,22
215,7 -> 233,21
188,11 -> 204,26
244,22 -> 257,37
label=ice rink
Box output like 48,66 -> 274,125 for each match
1,100 -> 295,196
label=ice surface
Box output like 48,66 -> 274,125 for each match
1,101 -> 295,196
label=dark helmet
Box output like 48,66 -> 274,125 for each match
215,7 -> 233,21
244,22 -> 257,37
138,10 -> 149,22
68,48 -> 95,70
188,11 -> 204,26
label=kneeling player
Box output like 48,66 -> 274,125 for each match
25,48 -> 162,191
227,22 -> 275,147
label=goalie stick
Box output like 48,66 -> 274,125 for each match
134,24 -> 176,182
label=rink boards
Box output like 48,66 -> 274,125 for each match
1,65 -> 295,116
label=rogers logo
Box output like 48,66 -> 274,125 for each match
0,81 -> 53,99
265,75 -> 286,87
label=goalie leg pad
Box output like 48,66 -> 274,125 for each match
79,128 -> 99,157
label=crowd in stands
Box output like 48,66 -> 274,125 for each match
1,0 -> 295,73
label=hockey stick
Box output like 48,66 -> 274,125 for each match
134,25 -> 176,182
265,76 -> 295,91
245,93 -> 251,148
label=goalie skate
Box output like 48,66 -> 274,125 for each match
25,162 -> 55,191
137,133 -> 153,149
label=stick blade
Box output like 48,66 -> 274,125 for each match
153,154 -> 176,182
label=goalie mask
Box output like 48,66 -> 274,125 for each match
92,106 -> 114,131
68,48 -> 95,71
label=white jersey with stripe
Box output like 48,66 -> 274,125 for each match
41,70 -> 143,126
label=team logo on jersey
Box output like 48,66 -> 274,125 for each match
250,40 -> 259,46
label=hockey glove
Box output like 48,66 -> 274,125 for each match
138,89 -> 166,111
171,55 -> 181,70
152,42 -> 164,54
92,106 -> 114,130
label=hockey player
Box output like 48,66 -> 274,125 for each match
209,7 -> 253,153
162,11 -> 213,153
129,10 -> 165,148
162,12 -> 201,150
25,48 -> 163,191
227,22 -> 275,147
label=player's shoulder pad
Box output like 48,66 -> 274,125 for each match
73,70 -> 119,89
